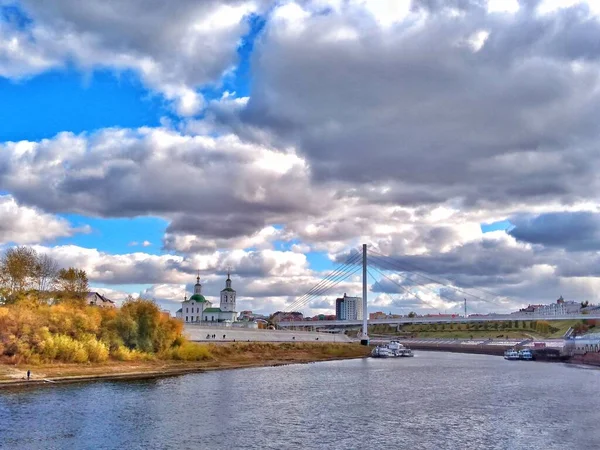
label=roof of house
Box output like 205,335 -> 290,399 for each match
86,292 -> 115,304
203,307 -> 222,313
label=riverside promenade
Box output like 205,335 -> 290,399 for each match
184,324 -> 352,343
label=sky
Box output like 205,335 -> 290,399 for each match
2,0 -> 600,317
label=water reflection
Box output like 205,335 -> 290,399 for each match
1,352 -> 599,450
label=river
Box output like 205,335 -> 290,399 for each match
1,352 -> 599,449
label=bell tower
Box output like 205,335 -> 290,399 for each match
220,268 -> 236,313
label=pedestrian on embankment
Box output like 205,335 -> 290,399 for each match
27,370 -> 31,381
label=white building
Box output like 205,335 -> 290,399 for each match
176,271 -> 237,323
86,292 -> 116,308
335,294 -> 363,320
534,296 -> 581,316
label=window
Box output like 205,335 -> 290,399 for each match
211,316 -> 214,321
186,307 -> 188,313
197,308 -> 199,313
186,316 -> 188,322
205,316 -> 208,321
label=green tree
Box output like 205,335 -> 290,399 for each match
114,298 -> 181,353
54,268 -> 89,302
408,311 -> 417,318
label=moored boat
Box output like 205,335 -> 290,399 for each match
504,349 -> 520,360
518,349 -> 534,360
371,340 -> 415,358
371,346 -> 393,358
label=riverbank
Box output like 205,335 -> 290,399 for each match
0,342 -> 370,388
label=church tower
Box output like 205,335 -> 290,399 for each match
220,268 -> 236,313
194,272 -> 202,295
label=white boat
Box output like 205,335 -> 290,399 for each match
504,349 -> 520,360
518,349 -> 534,360
371,340 -> 415,358
371,346 -> 393,358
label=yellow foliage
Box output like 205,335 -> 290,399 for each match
111,346 -> 154,362
168,342 -> 213,361
0,297 -> 184,364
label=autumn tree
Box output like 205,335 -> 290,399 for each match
54,267 -> 89,302
0,246 -> 38,302
33,253 -> 59,292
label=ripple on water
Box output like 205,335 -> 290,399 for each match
1,352 -> 599,450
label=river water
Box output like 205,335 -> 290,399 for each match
1,352 -> 599,450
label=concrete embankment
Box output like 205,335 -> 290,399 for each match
402,342 -> 568,361
568,353 -> 600,367
184,325 -> 351,343
404,342 -> 508,356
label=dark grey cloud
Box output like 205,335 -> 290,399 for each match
509,211 -> 600,251
217,2 -> 600,210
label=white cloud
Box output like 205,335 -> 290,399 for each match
0,0 -> 263,115
0,195 -> 87,245
537,0 -> 600,16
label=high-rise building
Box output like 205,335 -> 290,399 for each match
335,293 -> 363,320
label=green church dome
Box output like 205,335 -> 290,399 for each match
189,294 -> 207,303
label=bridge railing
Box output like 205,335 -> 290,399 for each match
277,313 -> 600,328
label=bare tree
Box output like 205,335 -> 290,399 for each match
0,247 -> 38,300
33,253 -> 59,292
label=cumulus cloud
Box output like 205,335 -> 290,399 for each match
213,0 -> 600,211
0,127 -> 332,251
0,195 -> 87,245
0,0 -> 264,115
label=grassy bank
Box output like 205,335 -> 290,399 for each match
367,319 -> 595,340
0,342 -> 370,386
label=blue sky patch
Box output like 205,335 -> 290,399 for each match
0,69 -> 166,142
57,215 -> 169,255
480,220 -> 512,234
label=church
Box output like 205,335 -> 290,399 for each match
176,271 -> 238,323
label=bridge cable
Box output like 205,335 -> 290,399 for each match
368,249 -> 506,307
286,251 -> 362,312
368,254 -> 468,304
369,248 -> 511,304
289,265 -> 363,313
286,251 -> 361,311
369,265 -> 441,312
287,250 -> 361,309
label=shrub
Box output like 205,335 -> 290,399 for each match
170,342 -> 212,361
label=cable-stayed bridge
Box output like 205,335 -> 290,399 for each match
281,245 -> 600,342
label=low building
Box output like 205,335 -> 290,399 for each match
370,311 -> 387,320
271,311 -> 304,322
335,294 -> 363,320
86,292 -> 116,308
534,296 -> 581,316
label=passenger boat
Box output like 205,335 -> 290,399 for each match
371,346 -> 393,358
503,349 -> 520,360
371,340 -> 415,358
518,349 -> 534,361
